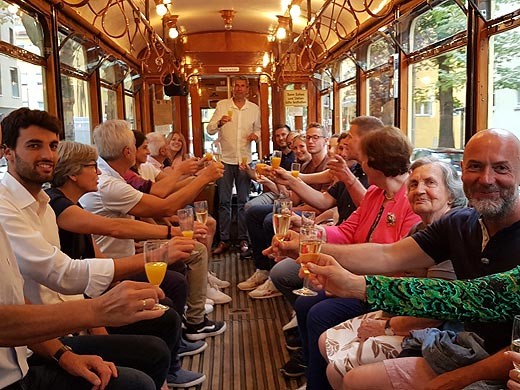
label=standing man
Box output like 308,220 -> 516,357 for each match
208,76 -> 261,255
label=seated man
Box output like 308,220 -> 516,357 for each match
79,119 -> 227,341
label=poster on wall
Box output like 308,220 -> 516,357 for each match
284,90 -> 308,107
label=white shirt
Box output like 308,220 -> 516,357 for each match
0,227 -> 29,387
80,158 -> 143,258
139,162 -> 161,182
207,98 -> 261,164
0,173 -> 114,303
146,155 -> 164,171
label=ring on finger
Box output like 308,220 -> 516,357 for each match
141,299 -> 147,310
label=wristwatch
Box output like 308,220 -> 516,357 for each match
384,319 -> 395,336
53,344 -> 73,363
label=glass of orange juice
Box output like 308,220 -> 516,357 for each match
177,208 -> 194,238
271,150 -> 282,169
255,162 -> 267,176
144,240 -> 170,311
291,162 -> 301,178
227,109 -> 233,119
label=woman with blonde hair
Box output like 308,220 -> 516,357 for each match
164,131 -> 187,168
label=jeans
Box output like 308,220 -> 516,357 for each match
270,257 -> 302,306
107,303 -> 182,377
244,204 -> 276,270
60,334 -> 170,389
217,163 -> 250,241
295,293 -> 368,390
25,357 -> 156,390
244,192 -> 276,211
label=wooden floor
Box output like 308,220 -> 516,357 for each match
180,249 -> 306,390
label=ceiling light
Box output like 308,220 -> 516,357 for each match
276,16 -> 290,40
155,0 -> 168,17
164,14 -> 179,39
263,52 -> 270,68
290,2 -> 301,20
220,10 -> 236,31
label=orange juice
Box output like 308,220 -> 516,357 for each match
182,230 -> 194,238
271,156 -> 281,169
145,262 -> 167,286
291,170 -> 300,178
227,109 -> 233,118
255,163 -> 267,175
241,156 -> 248,165
204,152 -> 213,161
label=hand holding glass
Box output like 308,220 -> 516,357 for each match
293,227 -> 323,296
177,208 -> 195,238
144,240 -> 170,311
271,150 -> 282,169
273,199 -> 292,241
291,162 -> 301,178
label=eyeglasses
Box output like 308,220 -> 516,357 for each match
82,162 -> 98,170
305,135 -> 326,141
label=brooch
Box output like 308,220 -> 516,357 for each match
386,212 -> 396,226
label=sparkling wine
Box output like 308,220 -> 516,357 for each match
512,339 -> 520,369
299,240 -> 322,255
273,213 -> 291,238
196,211 -> 208,224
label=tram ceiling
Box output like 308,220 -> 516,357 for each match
57,0 -> 408,78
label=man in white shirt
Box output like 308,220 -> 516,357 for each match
207,76 -> 261,255
80,119 -> 227,340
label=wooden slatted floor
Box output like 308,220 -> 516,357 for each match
180,249 -> 306,390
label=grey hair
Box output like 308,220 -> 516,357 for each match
146,132 -> 167,156
350,116 -> 384,135
93,120 -> 135,161
52,141 -> 98,187
410,156 -> 466,208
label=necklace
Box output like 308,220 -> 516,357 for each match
384,191 -> 394,200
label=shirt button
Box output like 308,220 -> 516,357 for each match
481,258 -> 490,265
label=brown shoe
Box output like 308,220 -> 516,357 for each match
212,241 -> 230,255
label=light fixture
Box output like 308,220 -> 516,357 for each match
7,3 -> 19,14
262,52 -> 270,68
164,14 -> 179,39
220,10 -> 236,31
267,34 -> 276,43
289,1 -> 301,20
276,15 -> 290,40
155,0 -> 168,17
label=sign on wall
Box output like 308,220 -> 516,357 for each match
284,90 -> 308,107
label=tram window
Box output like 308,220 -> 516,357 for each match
367,71 -> 394,125
339,83 -> 356,132
409,48 -> 467,149
125,94 -> 136,128
367,38 -> 393,71
101,86 -> 118,121
481,0 -> 520,20
61,74 -> 91,144
321,90 -> 333,132
339,57 -> 356,82
488,24 -> 520,139
0,1 -> 44,56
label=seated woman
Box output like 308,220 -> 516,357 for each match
164,131 -> 187,169
46,140 -> 207,387
319,157 -> 466,389
270,126 -> 422,388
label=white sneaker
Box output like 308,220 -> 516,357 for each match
207,285 -> 232,304
282,311 -> 298,331
248,279 -> 283,299
205,303 -> 214,314
237,269 -> 269,291
208,271 -> 230,289
206,298 -> 214,305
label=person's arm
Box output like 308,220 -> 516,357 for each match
207,102 -> 225,134
29,338 -> 117,390
0,281 -> 165,347
327,156 -> 366,206
129,162 -> 223,218
299,170 -> 335,185
357,317 -> 443,340
56,205 -> 172,240
150,158 -> 201,197
424,348 -> 511,390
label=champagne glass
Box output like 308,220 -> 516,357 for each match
227,108 -> 233,120
301,211 -> 316,228
291,162 -> 301,178
212,141 -> 222,162
271,150 -> 282,169
177,207 -> 195,238
273,199 -> 292,241
144,240 -> 170,311
293,227 -> 323,296
512,315 -> 520,368
194,200 -> 208,225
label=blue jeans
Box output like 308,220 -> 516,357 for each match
60,334 -> 169,389
217,163 -> 250,241
270,257 -> 302,306
295,293 -> 368,390
244,204 -> 276,270
244,192 -> 276,211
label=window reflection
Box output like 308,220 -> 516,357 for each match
339,83 -> 356,132
61,74 -> 91,143
367,72 -> 394,125
101,86 -> 117,121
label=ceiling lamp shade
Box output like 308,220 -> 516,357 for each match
220,9 -> 236,31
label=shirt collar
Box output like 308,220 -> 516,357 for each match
97,157 -> 124,180
1,172 -> 50,212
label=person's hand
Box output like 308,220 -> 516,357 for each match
178,157 -> 200,176
263,229 -> 300,260
272,167 -> 296,186
327,155 -> 353,182
300,253 -> 366,300
91,280 -> 166,326
59,352 -> 117,390
166,236 -> 196,263
219,115 -> 231,126
357,318 -> 387,340
506,351 -> 520,389
247,133 -> 259,142
199,161 -> 224,182
289,213 -> 302,232
193,221 -> 208,240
